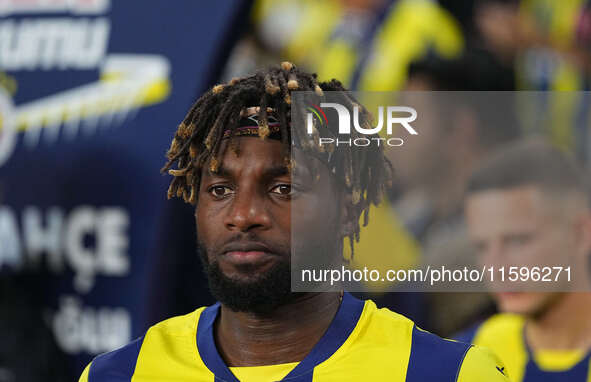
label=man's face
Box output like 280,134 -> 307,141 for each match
465,186 -> 575,316
196,136 -> 341,312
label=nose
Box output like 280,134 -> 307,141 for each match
482,240 -> 505,267
224,189 -> 271,232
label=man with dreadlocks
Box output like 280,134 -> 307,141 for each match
79,62 -> 509,381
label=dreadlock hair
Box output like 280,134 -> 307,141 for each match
161,62 -> 392,257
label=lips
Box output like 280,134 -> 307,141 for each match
220,242 -> 277,264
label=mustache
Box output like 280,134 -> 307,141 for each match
209,233 -> 289,258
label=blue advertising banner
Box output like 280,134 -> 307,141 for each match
0,0 -> 248,376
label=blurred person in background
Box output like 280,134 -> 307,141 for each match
360,50 -> 521,335
473,0 -> 591,90
79,62 -> 509,381
343,0 -> 464,91
396,50 -> 518,229
225,0 -> 464,91
458,139 -> 591,381
472,0 -> 591,159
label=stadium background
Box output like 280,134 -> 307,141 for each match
1,0 -> 590,379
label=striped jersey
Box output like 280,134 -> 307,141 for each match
80,293 -> 509,381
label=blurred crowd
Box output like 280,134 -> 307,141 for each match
219,0 -> 591,341
227,0 -> 591,89
216,2 -> 591,380
225,0 -> 591,155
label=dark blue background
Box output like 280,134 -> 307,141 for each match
1,1 -> 250,376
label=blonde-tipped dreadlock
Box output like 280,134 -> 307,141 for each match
161,62 -> 392,257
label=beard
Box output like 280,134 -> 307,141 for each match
198,243 -> 297,314
197,233 -> 342,314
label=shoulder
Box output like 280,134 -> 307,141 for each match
351,299 -> 428,351
79,307 -> 207,382
363,300 -> 469,351
364,301 -> 513,381
457,345 -> 511,381
362,301 -> 479,380
360,299 -> 417,334
361,300 -> 468,345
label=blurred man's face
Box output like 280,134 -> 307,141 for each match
195,137 -> 341,312
465,185 -> 576,316
389,85 -> 448,191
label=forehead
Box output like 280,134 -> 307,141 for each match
465,186 -> 550,228
206,136 -> 328,179
210,137 -> 286,175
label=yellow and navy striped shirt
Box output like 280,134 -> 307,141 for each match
457,314 -> 591,381
80,293 -> 509,381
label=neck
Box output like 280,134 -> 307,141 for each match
215,292 -> 342,367
526,293 -> 591,351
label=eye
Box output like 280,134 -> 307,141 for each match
472,240 -> 487,254
208,185 -> 233,198
505,234 -> 533,248
270,184 -> 292,195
